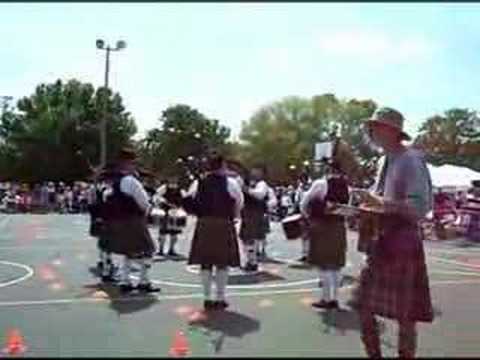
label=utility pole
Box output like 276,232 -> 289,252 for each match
95,39 -> 126,168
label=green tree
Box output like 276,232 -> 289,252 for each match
138,104 -> 231,179
415,108 -> 480,171
239,94 -> 378,184
0,79 -> 136,182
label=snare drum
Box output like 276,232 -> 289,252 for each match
150,208 -> 165,226
281,213 -> 305,240
159,208 -> 187,235
172,209 -> 187,227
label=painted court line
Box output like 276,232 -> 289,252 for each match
0,278 -> 479,308
430,255 -> 480,271
0,261 -> 35,288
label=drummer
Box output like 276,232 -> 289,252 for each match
300,150 -> 350,310
239,164 -> 270,271
154,178 -> 185,257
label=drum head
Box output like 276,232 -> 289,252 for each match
281,213 -> 303,223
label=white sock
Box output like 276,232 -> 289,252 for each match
215,268 -> 229,301
330,270 -> 340,301
321,270 -> 332,301
121,257 -> 132,285
138,258 -> 151,285
169,235 -> 178,253
200,269 -> 213,300
102,254 -> 111,277
99,251 -> 106,264
158,235 -> 165,253
302,238 -> 309,256
246,244 -> 257,265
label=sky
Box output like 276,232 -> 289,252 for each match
2,2 -> 480,140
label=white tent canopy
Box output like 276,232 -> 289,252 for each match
427,163 -> 480,189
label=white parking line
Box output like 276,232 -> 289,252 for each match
430,255 -> 480,271
0,261 -> 35,288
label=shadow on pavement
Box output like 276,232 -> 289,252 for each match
76,282 -> 159,315
316,307 -> 361,335
259,256 -> 285,265
108,294 -> 158,315
288,262 -> 314,270
188,310 -> 261,354
227,271 -> 286,285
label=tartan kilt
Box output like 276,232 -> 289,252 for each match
188,216 -> 240,267
240,209 -> 267,244
158,216 -> 183,236
103,217 -> 158,258
350,243 -> 434,323
307,216 -> 346,270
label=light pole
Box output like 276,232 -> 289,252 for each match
95,39 -> 127,168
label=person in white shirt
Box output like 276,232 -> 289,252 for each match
295,181 -> 311,262
185,152 -> 244,310
153,179 -> 185,257
239,165 -> 269,271
102,148 -> 159,294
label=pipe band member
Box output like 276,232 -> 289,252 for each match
300,162 -> 349,310
88,174 -> 117,282
154,178 -> 184,257
239,165 -> 269,271
185,151 -> 244,310
102,148 -> 160,294
352,107 -> 434,358
296,180 -> 312,262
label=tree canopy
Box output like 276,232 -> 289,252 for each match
138,104 -> 231,180
0,79 -> 136,182
238,94 -> 379,184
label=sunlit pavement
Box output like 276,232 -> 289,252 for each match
0,214 -> 479,357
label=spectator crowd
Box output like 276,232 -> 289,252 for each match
0,181 -> 95,214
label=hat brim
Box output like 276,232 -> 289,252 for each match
365,119 -> 411,141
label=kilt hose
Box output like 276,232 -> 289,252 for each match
350,236 -> 434,323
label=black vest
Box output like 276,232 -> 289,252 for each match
164,186 -> 183,207
244,180 -> 268,213
189,173 -> 235,219
103,172 -> 145,220
309,176 -> 349,219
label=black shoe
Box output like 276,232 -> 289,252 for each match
119,284 -> 135,294
137,283 -> 161,293
214,300 -> 229,310
101,274 -> 117,283
167,250 -> 180,257
203,300 -> 216,310
327,300 -> 339,309
156,249 -> 164,257
311,299 -> 330,309
298,256 -> 307,262
244,263 -> 258,272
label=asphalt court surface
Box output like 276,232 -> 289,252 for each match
0,214 -> 480,357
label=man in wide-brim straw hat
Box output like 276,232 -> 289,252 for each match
101,146 -> 160,293
352,107 -> 434,358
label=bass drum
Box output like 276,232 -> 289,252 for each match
281,213 -> 305,240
